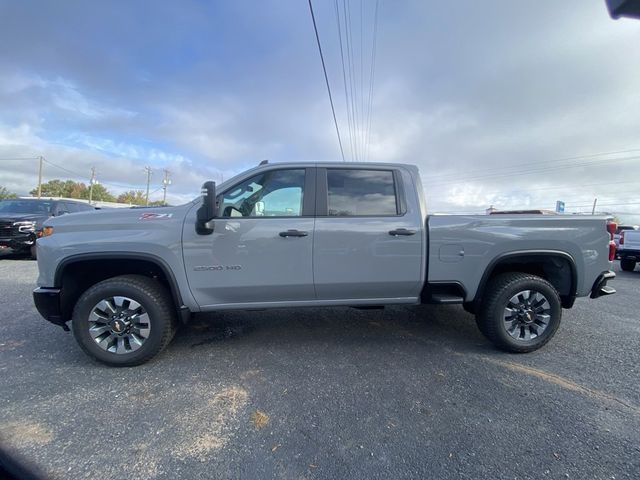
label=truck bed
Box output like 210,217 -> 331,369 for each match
427,214 -> 612,301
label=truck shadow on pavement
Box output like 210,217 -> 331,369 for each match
174,304 -> 494,356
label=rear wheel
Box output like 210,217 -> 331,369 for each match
476,272 -> 562,353
620,259 -> 636,272
72,275 -> 177,366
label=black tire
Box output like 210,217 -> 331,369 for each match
476,272 -> 562,353
620,259 -> 636,272
30,244 -> 37,260
72,275 -> 177,367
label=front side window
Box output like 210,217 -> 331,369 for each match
327,169 -> 397,216
220,169 -> 305,217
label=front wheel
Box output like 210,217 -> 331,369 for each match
476,272 -> 562,353
72,275 -> 177,366
620,259 -> 636,272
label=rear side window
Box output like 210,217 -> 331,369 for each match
55,203 -> 70,215
65,202 -> 81,213
327,169 -> 397,216
76,203 -> 95,212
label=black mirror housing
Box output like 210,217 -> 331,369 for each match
196,181 -> 217,235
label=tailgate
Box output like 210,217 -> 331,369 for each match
622,231 -> 640,250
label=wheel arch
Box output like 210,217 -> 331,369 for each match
473,250 -> 578,308
54,252 -> 188,322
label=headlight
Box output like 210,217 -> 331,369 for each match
40,226 -> 54,237
13,221 -> 36,234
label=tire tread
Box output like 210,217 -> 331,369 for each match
477,272 -> 561,353
72,274 -> 176,366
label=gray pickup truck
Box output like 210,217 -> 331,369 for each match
33,162 -> 617,366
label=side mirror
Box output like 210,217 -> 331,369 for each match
196,181 -> 217,235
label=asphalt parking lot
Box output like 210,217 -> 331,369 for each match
0,257 -> 638,480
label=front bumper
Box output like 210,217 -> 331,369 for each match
590,270 -> 616,299
0,233 -> 35,251
33,287 -> 68,329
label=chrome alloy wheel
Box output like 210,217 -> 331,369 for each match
87,296 -> 151,354
503,290 -> 551,341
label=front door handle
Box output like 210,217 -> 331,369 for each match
279,229 -> 309,238
388,228 -> 416,236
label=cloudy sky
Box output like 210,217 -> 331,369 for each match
0,1 -> 639,222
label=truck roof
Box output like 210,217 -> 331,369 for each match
252,161 -> 416,169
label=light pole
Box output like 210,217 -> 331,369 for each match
89,166 -> 97,204
144,166 -> 152,206
37,156 -> 43,198
162,169 -> 171,206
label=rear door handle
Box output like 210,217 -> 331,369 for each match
388,228 -> 416,236
279,229 -> 309,238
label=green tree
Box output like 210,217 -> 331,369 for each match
117,190 -> 147,205
29,179 -> 115,202
86,184 -> 116,202
30,179 -> 87,198
0,185 -> 17,200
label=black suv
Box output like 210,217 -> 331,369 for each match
0,198 -> 97,258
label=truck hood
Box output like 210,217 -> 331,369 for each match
44,204 -> 192,231
0,213 -> 48,222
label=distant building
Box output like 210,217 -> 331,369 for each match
485,205 -> 498,215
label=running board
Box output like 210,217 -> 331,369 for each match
430,294 -> 465,305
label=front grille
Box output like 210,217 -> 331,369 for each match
0,221 -> 19,238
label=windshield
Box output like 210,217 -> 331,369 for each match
0,200 -> 52,215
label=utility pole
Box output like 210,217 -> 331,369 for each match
144,166 -> 152,206
37,156 -> 43,198
161,169 -> 171,206
592,198 -> 598,215
89,166 -> 97,204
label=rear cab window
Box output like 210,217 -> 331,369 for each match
324,169 -> 401,216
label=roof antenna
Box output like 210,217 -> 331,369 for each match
259,159 -> 269,166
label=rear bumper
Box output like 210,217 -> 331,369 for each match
590,270 -> 616,299
33,287 -> 67,328
618,249 -> 640,261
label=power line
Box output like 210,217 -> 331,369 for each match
423,154 -> 640,187
423,148 -> 640,184
42,158 -> 87,179
335,0 -> 355,161
564,201 -> 640,208
477,179 -> 640,194
359,0 -> 365,159
364,0 -> 380,161
328,0 -> 380,161
346,0 -> 361,160
41,158 -> 147,189
308,0 -> 346,162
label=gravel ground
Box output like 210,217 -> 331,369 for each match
0,256 -> 638,479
